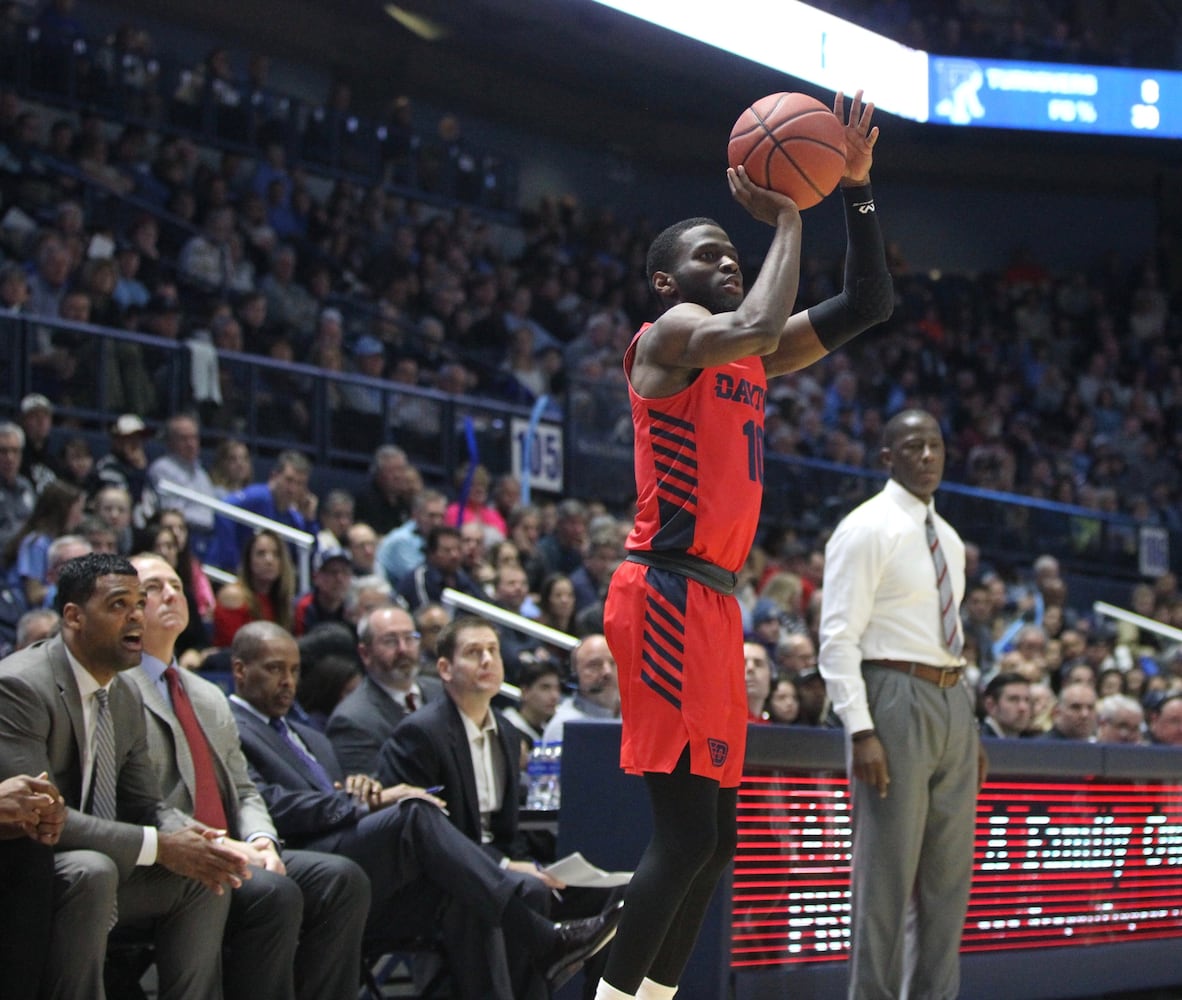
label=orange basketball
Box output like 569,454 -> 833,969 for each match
727,92 -> 847,210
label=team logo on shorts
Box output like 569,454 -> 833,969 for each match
707,738 -> 729,767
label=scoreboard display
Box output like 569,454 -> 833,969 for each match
732,771 -> 1182,969
929,57 -> 1181,138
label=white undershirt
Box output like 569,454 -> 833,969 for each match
459,709 -> 504,844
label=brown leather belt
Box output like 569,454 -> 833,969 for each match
864,659 -> 964,689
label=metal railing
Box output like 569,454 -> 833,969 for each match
157,478 -> 316,594
3,313 -> 1175,592
1,312 -> 547,484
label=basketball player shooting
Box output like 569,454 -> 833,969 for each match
596,90 -> 892,1000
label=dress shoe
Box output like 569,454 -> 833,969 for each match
542,899 -> 625,990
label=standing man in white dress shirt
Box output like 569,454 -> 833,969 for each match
818,409 -> 986,1000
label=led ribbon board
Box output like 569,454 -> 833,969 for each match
732,773 -> 1182,968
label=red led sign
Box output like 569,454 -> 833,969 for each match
732,773 -> 1182,969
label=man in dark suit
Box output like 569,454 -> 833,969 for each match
229,620 -> 622,998
376,614 -> 540,871
375,614 -> 627,993
127,553 -> 371,1000
0,552 -> 247,999
326,605 -> 442,774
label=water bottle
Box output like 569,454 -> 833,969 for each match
547,741 -> 563,811
525,741 -> 549,810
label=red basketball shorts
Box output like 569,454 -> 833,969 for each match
603,560 -> 747,788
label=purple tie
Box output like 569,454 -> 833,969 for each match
270,717 -> 335,792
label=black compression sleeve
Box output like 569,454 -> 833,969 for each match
807,182 -> 893,352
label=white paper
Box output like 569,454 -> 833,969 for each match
542,851 -> 634,888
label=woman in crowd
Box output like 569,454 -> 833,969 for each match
537,572 -> 577,636
3,480 -> 85,609
155,508 -> 216,624
212,527 -> 295,647
209,438 -> 254,496
765,675 -> 803,725
141,510 -> 213,656
444,462 -> 508,538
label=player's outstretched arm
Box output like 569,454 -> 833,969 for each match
764,89 -> 892,378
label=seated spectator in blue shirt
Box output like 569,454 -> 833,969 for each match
208,449 -> 318,570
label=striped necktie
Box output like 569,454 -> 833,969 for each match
925,511 -> 964,656
91,687 -> 122,929
91,688 -> 118,821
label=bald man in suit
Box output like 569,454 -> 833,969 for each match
0,552 -> 245,1000
127,553 -> 370,1000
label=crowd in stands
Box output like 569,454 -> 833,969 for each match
0,12 -> 1180,623
0,2 -> 1178,531
3,396 -> 1182,748
0,1 -> 1179,715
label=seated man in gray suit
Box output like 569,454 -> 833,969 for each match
0,552 -> 247,1000
127,553 -> 371,1000
326,605 -> 442,774
230,620 -> 622,998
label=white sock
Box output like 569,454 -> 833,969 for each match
594,981 -> 635,1000
636,978 -> 677,1000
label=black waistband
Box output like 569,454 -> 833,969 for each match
625,550 -> 738,596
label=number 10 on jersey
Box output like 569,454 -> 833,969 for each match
743,420 -> 764,484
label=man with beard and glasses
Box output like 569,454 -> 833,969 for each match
326,605 -> 442,776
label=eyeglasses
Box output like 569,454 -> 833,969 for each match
372,631 -> 421,647
1099,719 -> 1142,734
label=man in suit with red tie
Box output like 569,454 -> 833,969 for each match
229,619 -> 623,998
127,553 -> 371,1000
0,552 -> 246,1000
818,409 -> 987,1000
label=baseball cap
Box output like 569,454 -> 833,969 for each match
19,393 -> 52,415
352,335 -> 385,358
752,599 -> 781,626
111,414 -> 148,437
313,546 -> 352,573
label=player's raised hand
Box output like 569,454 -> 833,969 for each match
727,165 -> 801,227
834,90 -> 878,186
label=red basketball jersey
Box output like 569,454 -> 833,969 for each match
623,323 -> 767,574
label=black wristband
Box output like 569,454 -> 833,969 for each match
807,182 -> 893,352
851,729 -> 877,742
